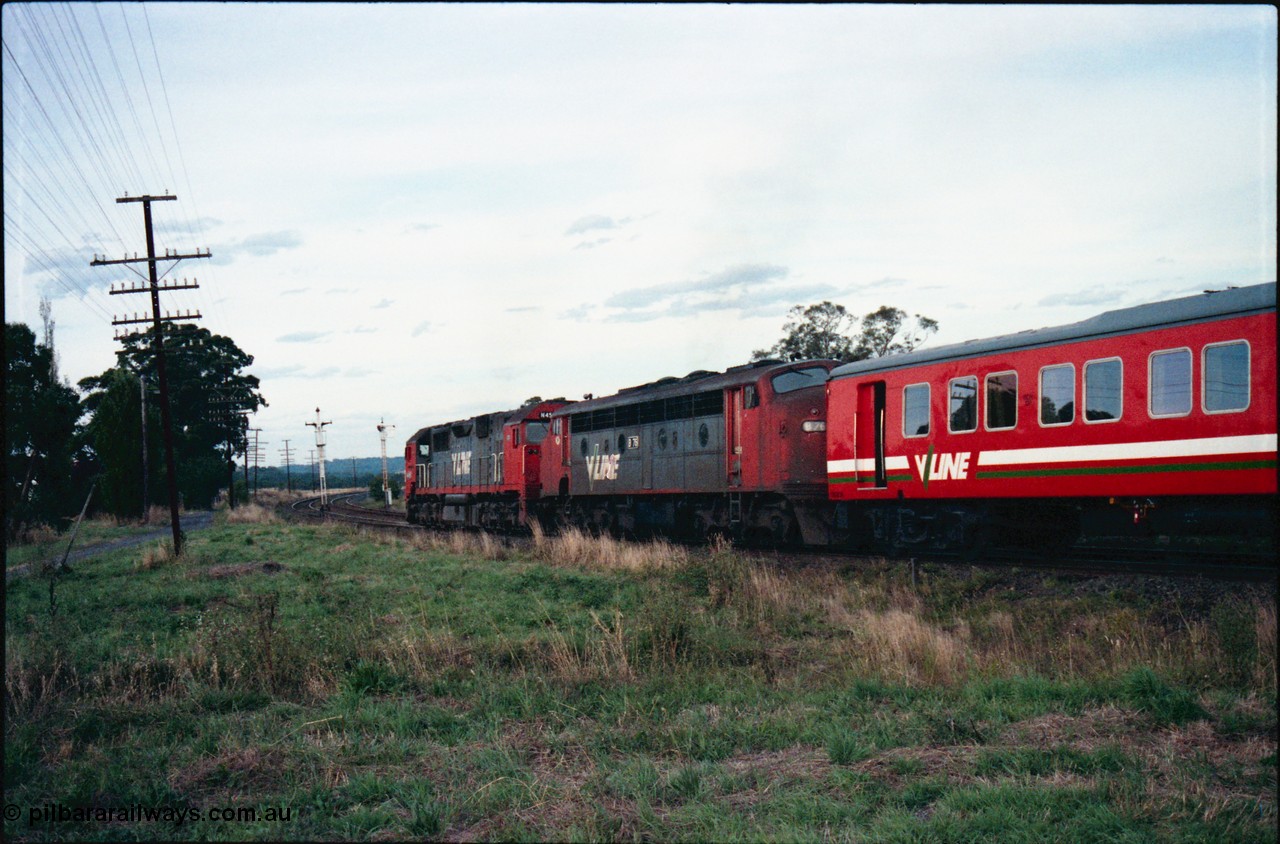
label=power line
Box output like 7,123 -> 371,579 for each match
4,5 -> 221,339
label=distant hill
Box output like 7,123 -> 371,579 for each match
245,456 -> 404,491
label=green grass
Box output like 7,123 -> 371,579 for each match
4,514 -> 1276,841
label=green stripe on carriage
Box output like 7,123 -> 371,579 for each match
975,459 -> 1276,480
830,473 -> 913,485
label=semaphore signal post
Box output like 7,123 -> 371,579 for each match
91,194 -> 209,556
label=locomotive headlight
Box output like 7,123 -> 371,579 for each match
802,420 -> 826,433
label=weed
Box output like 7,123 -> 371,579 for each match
1119,667 -> 1207,726
827,729 -> 874,765
223,502 -> 280,525
137,540 -> 176,570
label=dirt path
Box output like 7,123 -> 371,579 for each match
5,511 -> 215,582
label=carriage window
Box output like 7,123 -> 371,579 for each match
1039,364 -> 1075,426
1085,358 -> 1122,422
526,422 -> 548,443
948,376 -> 978,433
903,383 -> 930,437
1203,341 -> 1249,413
1149,349 -> 1191,417
985,372 -> 1017,431
744,385 -> 759,408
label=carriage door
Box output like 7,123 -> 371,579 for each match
856,381 -> 887,488
727,387 -> 744,486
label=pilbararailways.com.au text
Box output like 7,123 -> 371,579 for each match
12,802 -> 294,827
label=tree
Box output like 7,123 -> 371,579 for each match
79,368 -> 159,519
853,306 -> 939,359
754,302 -> 939,364
79,324 -> 266,510
752,302 -> 859,362
5,321 -> 83,537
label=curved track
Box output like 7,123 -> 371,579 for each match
288,493 -> 421,532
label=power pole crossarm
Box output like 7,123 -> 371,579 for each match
90,192 -> 209,557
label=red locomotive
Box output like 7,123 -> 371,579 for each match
538,359 -> 835,544
404,399 -> 569,530
825,282 -> 1276,550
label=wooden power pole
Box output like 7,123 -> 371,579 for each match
92,194 -> 209,556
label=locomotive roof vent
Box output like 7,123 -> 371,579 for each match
727,358 -> 782,372
681,369 -> 716,382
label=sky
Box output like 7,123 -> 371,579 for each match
4,3 -> 1276,464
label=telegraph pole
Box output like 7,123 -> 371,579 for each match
209,387 -> 254,509
306,409 -> 332,508
279,439 -> 294,493
247,428 -> 264,499
92,194 -> 209,556
377,418 -> 396,508
139,374 -> 149,523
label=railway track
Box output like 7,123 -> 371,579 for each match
913,544 -> 1275,583
284,494 -> 1273,582
288,493 -> 421,532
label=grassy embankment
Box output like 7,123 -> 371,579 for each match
5,494 -> 1276,841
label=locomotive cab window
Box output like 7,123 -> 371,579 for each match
948,376 -> 978,433
771,367 -> 827,394
1039,364 -> 1075,426
1149,348 -> 1192,418
985,372 -> 1017,431
526,422 -> 548,443
903,383 -> 930,437
1084,358 -> 1122,422
1202,341 -> 1250,414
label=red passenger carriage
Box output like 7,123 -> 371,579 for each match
825,283 -> 1277,551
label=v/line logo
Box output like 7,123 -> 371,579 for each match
585,453 -> 619,481
914,447 -> 971,488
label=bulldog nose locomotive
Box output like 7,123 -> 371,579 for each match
540,359 -> 837,545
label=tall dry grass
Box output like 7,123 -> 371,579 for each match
224,502 -> 282,525
531,525 -> 692,572
405,527 -> 510,560
540,609 -> 634,684
1255,602 -> 1277,693
136,540 -> 176,570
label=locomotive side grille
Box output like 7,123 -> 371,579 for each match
572,388 -> 726,433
